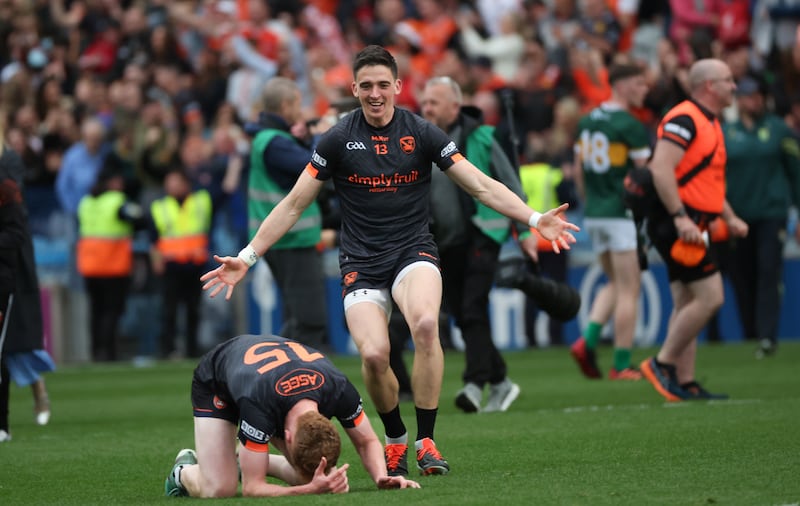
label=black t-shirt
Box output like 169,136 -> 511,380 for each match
309,107 -> 462,260
203,334 -> 363,448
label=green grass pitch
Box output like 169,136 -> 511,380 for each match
1,342 -> 798,505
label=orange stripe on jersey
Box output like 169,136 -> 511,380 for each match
305,163 -> 319,178
451,153 -> 465,163
662,131 -> 689,148
352,410 -> 366,427
243,440 -> 269,453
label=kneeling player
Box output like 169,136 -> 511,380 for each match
164,334 -> 420,497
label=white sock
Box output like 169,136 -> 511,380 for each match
173,465 -> 185,489
415,439 -> 433,451
385,432 -> 408,445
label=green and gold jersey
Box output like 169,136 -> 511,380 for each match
575,103 -> 651,218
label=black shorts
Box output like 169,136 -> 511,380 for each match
647,204 -> 718,283
190,357 -> 239,423
339,238 -> 440,297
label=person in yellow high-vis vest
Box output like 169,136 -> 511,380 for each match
77,167 -> 145,361
519,151 -> 578,348
149,168 -> 212,359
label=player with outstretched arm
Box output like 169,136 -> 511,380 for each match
201,45 -> 579,477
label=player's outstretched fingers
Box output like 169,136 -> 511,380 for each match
378,476 -> 421,489
329,463 -> 350,494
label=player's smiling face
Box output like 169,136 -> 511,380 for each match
352,64 -> 401,128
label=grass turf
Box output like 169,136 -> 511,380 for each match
1,341 -> 798,505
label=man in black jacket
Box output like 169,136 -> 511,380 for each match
417,76 -> 538,413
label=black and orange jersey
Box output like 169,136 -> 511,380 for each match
193,334 -> 363,452
656,99 -> 727,214
307,107 -> 462,260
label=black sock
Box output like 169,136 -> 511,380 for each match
415,406 -> 438,442
378,404 -> 406,439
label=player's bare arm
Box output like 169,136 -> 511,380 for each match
239,447 -> 349,497
200,170 -> 324,299
650,139 -> 703,244
344,414 -> 420,489
720,200 -> 748,238
446,158 -> 579,252
264,453 -> 306,485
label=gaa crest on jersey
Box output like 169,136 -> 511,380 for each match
275,368 -> 326,396
399,136 -> 416,154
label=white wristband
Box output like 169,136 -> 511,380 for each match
237,244 -> 259,267
528,212 -> 543,229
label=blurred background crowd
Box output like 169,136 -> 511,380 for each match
2,0 -> 799,362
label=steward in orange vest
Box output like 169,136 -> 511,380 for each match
77,167 -> 145,361
148,168 -> 212,359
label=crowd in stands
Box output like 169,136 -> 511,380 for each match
2,0 -> 799,358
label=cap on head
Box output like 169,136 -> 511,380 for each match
735,76 -> 763,96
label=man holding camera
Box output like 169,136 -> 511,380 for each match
246,77 -> 334,352
419,76 -> 537,413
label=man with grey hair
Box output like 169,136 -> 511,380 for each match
640,58 -> 749,401
55,117 -> 109,215
418,76 -> 538,413
246,77 -> 334,351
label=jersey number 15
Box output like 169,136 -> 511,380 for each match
243,341 -> 324,374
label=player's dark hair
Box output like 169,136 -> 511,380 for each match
353,45 -> 398,79
608,63 -> 644,85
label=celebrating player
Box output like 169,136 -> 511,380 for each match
201,45 -> 579,477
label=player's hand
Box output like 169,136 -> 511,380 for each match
377,475 -> 421,489
537,203 -> 580,254
725,215 -> 748,239
674,215 -> 703,245
310,457 -> 349,494
200,254 -> 249,300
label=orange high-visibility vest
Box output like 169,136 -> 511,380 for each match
150,190 -> 212,264
77,191 -> 133,277
657,100 -> 726,214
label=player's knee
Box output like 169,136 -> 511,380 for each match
708,289 -> 724,313
361,347 -> 391,375
409,314 -> 439,348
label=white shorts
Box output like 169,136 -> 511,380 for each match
584,218 -> 638,254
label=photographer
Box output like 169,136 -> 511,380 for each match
245,77 -> 335,352
417,76 -> 538,414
